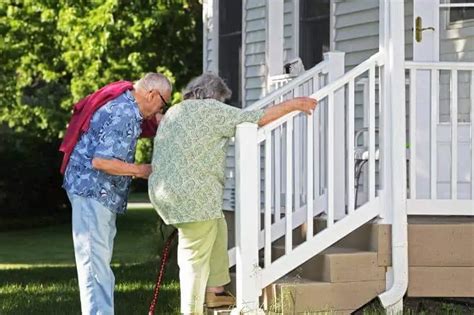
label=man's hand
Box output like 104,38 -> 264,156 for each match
135,164 -> 152,179
92,158 -> 153,178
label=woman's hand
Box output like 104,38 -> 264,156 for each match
258,97 -> 318,127
288,97 -> 318,115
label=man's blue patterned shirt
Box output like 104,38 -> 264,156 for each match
63,90 -> 143,214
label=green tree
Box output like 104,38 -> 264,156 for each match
0,0 -> 202,140
0,0 -> 203,219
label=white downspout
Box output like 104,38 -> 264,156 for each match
378,0 -> 409,313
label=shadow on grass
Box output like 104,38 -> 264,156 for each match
0,260 -> 180,315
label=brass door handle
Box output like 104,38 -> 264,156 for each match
415,16 -> 435,42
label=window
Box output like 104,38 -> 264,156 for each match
449,0 -> 474,23
219,0 -> 242,107
299,0 -> 330,69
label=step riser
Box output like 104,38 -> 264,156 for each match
272,246 -> 385,282
322,252 -> 385,283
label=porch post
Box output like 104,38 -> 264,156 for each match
378,0 -> 408,313
233,123 -> 262,313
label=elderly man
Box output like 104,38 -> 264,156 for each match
61,73 -> 172,315
149,73 -> 316,314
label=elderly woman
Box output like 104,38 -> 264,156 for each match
148,73 -> 316,314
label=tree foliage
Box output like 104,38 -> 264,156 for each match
0,0 -> 202,140
0,0 -> 202,219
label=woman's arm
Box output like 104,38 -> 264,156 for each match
258,97 -> 317,127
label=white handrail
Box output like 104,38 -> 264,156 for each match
233,52 -> 385,311
245,59 -> 331,111
258,52 -> 384,137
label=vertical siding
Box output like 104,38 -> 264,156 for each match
244,0 -> 267,106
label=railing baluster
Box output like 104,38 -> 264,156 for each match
285,119 -> 293,255
431,69 -> 439,199
410,69 -> 417,199
265,131 -> 272,268
348,79 -> 355,213
314,95 -> 320,200
369,65 -> 376,201
328,93 -> 335,227
294,91 -> 301,216
275,126 -> 281,222
451,70 -> 458,199
471,70 -> 474,200
307,100 -> 314,239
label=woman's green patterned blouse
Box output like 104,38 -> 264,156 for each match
148,99 -> 264,225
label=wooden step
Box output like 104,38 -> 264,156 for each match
272,245 -> 386,283
407,266 -> 474,297
320,248 -> 386,283
205,307 -> 233,315
266,276 -> 384,313
408,219 -> 474,267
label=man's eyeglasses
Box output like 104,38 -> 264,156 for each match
157,92 -> 169,109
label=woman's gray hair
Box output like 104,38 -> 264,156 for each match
134,72 -> 172,93
182,73 -> 232,101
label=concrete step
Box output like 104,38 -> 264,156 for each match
408,218 -> 474,267
272,245 -> 386,283
407,266 -> 474,297
265,276 -> 384,313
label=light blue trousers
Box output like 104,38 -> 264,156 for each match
68,193 -> 117,315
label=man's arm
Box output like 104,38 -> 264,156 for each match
92,158 -> 152,179
258,97 -> 317,127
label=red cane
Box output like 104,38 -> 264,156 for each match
148,229 -> 178,315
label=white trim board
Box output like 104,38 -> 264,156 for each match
407,199 -> 474,216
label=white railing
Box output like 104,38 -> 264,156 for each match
232,52 -> 385,311
406,61 -> 474,216
267,73 -> 297,92
222,54 -> 335,212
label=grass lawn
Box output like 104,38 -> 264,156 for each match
0,208 -> 180,315
1,207 -> 472,315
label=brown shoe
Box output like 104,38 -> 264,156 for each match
205,291 -> 236,308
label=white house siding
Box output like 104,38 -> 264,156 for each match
203,0 -> 218,73
244,0 -> 267,106
223,0 -> 268,210
284,0 -> 296,62
333,0 -> 379,71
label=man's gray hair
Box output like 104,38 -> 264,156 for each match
134,72 -> 172,93
182,73 -> 232,101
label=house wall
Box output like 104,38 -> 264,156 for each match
284,0 -> 297,62
243,0 -> 268,106
203,0 -> 218,73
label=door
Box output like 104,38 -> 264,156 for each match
412,0 -> 440,200
412,0 -> 473,200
